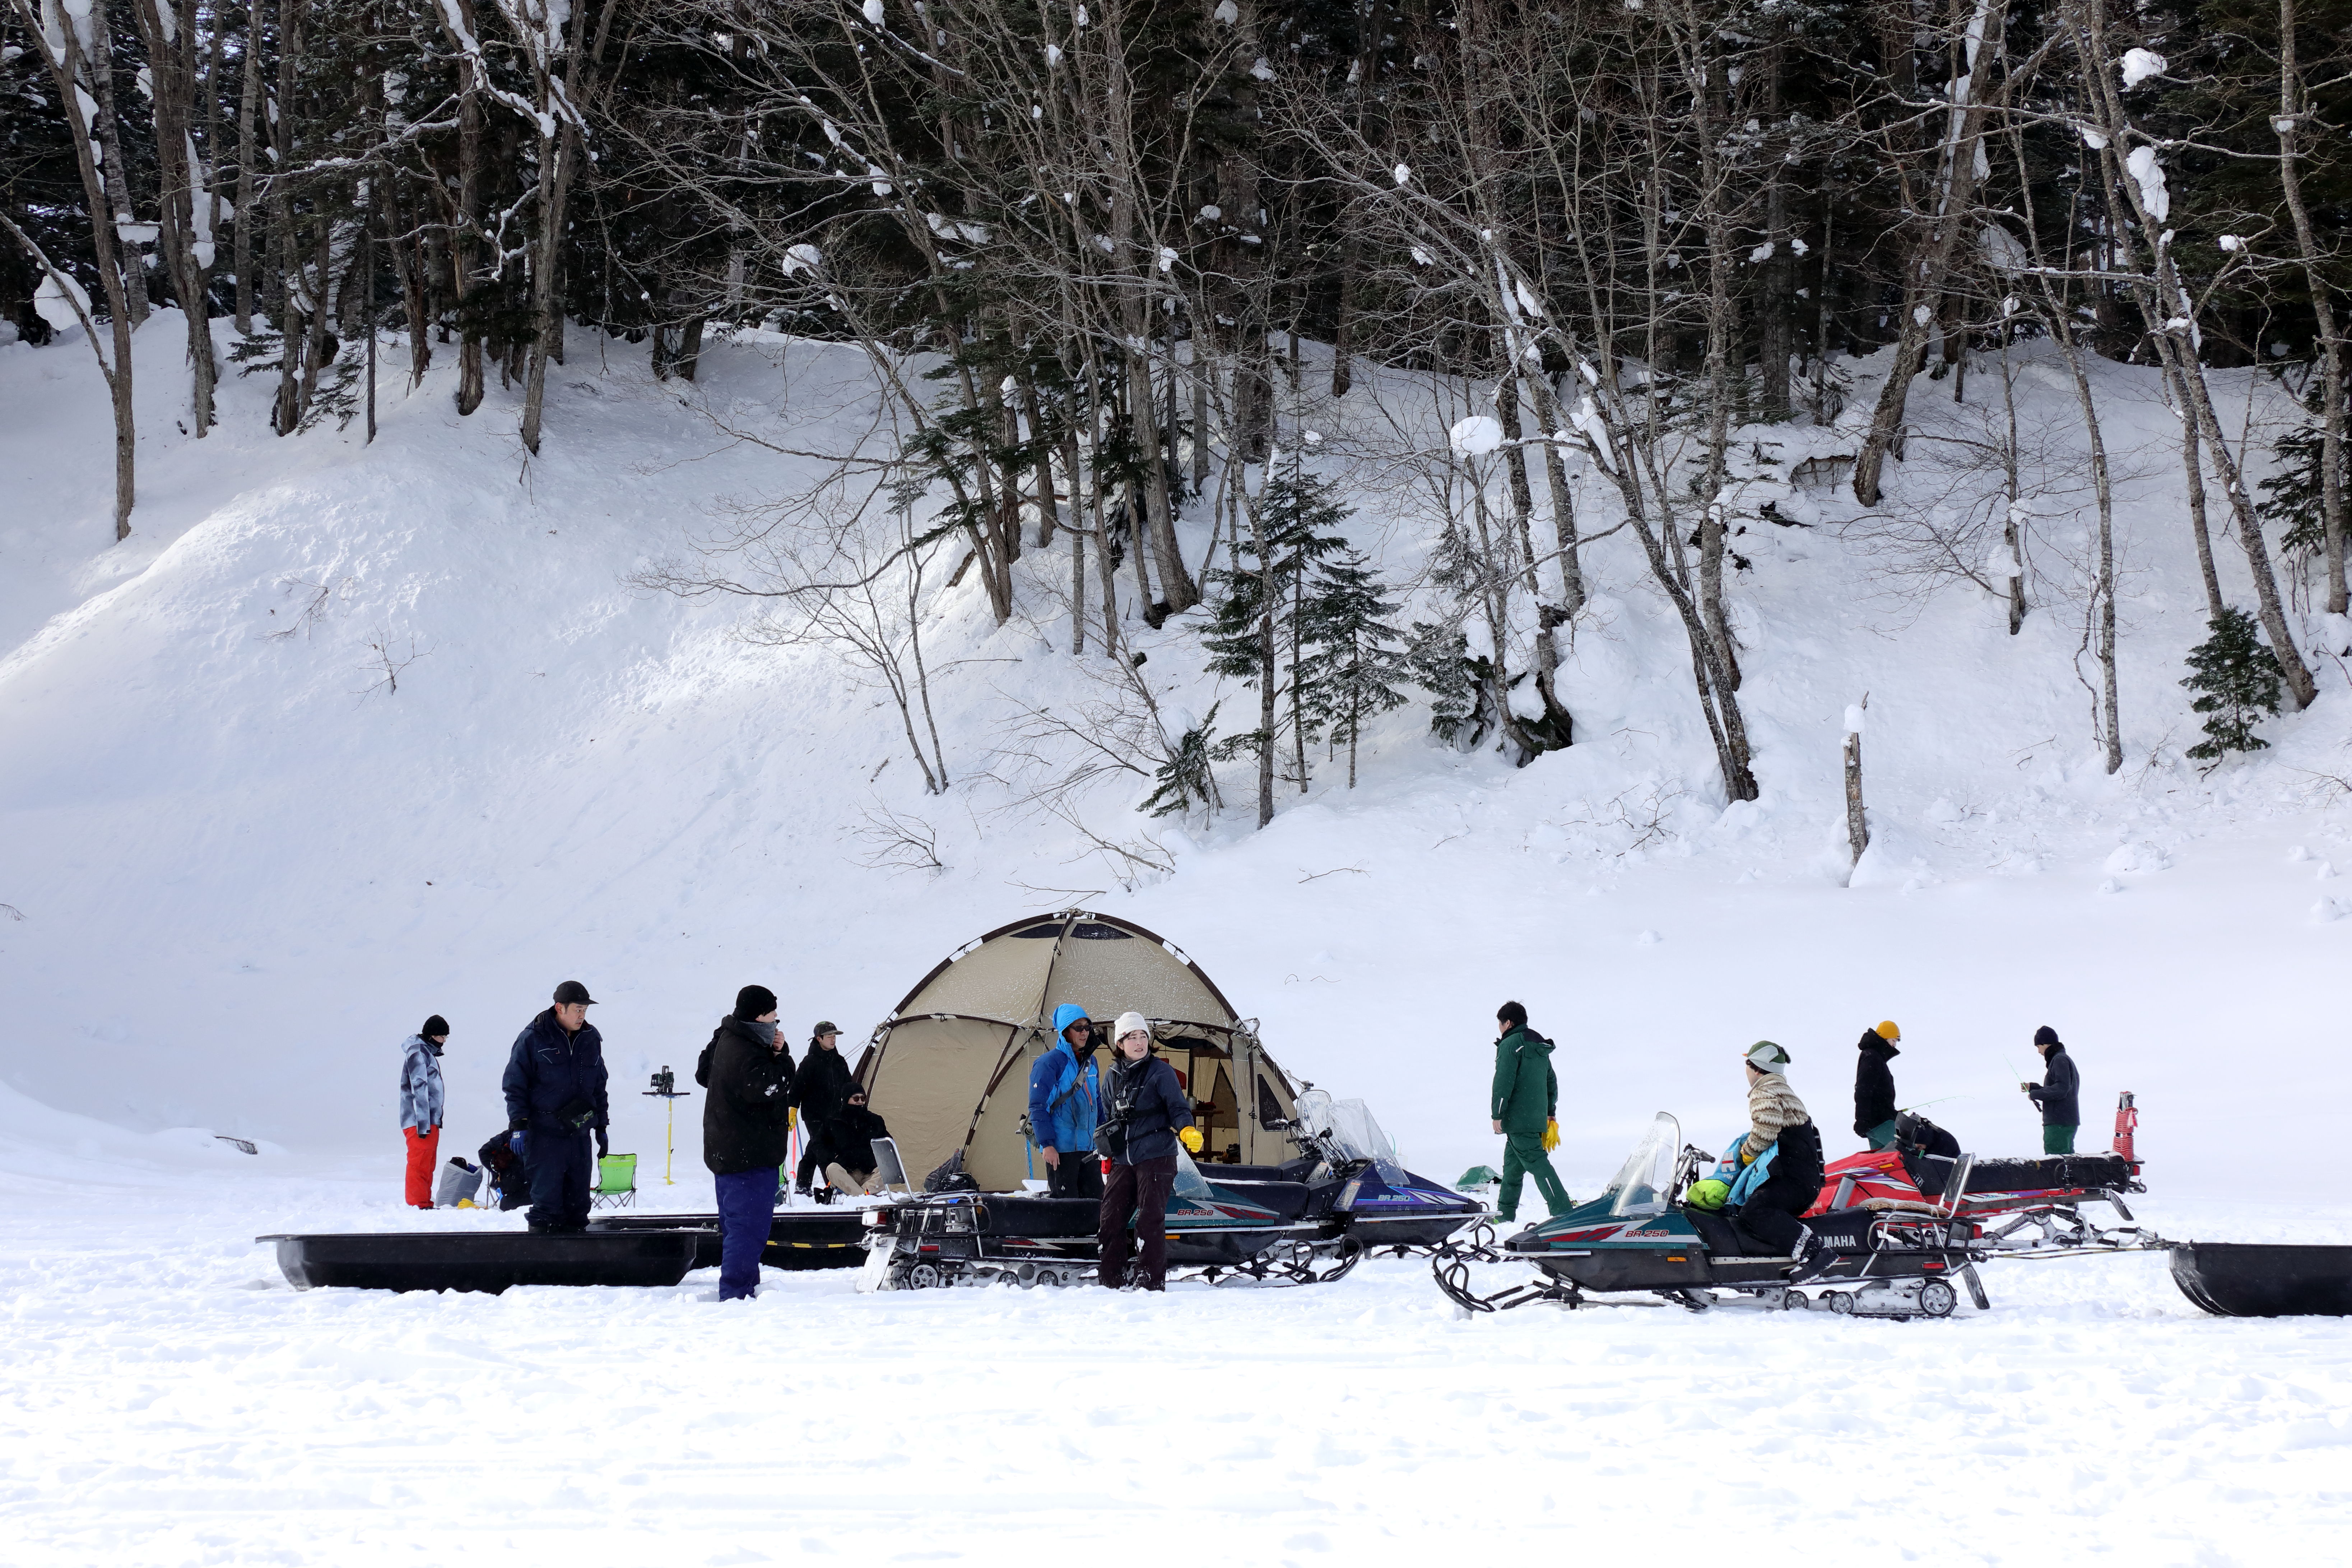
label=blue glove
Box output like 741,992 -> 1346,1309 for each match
510,1131 -> 527,1158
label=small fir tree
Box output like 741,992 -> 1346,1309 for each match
1200,472 -> 1351,807
2180,606 -> 2284,763
1298,546 -> 1410,787
1405,621 -> 1491,750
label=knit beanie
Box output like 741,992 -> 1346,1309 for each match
422,1014 -> 450,1040
2033,1025 -> 2060,1048
1112,1010 -> 1151,1043
734,985 -> 779,1022
1744,1040 -> 1793,1073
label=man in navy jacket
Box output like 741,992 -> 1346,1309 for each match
502,980 -> 612,1232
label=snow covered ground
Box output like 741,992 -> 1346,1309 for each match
5,313 -> 2351,1562
4,1141 -> 2350,1565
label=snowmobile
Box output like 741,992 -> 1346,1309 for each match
1811,1098 -> 2149,1256
1432,1113 -> 1991,1319
859,1092 -> 1486,1290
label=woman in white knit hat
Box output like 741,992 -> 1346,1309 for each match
1725,1041 -> 1827,1279
1093,1012 -> 1201,1291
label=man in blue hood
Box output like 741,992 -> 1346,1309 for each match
1028,1004 -> 1103,1199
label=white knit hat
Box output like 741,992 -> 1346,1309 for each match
1112,1011 -> 1151,1043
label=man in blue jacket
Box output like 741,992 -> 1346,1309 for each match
502,980 -> 612,1233
1028,1004 -> 1103,1199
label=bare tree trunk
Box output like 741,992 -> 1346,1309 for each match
268,0 -> 306,433
233,24 -> 258,334
1758,25 -> 1793,422
450,0 -> 486,417
1853,0 -> 2005,506
5,0 -> 138,536
131,0 -> 218,433
1525,374 -> 1584,614
86,0 -> 151,327
2176,383 -> 2226,622
1843,705 -> 1869,869
2275,0 -> 2348,616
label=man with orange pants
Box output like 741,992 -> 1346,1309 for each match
399,1016 -> 450,1208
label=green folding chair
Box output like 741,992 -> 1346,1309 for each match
592,1153 -> 638,1209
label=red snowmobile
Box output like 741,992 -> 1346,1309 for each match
1809,1094 -> 2147,1255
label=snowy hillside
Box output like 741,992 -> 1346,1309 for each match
2,316 -> 2349,1193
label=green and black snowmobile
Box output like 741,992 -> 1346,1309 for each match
1433,1113 -> 1990,1319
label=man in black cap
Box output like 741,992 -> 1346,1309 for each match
501,981 -> 612,1233
699,985 -> 795,1298
2021,1026 -> 2080,1154
792,1022 -> 855,1199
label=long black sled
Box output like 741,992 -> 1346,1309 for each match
2169,1242 -> 2352,1317
261,1228 -> 704,1293
588,1210 -> 868,1271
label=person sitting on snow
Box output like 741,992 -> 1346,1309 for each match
1717,1042 -> 1829,1279
1853,1020 -> 1902,1151
821,1090 -> 893,1197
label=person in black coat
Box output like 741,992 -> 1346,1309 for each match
476,1130 -> 530,1211
1853,1021 -> 1902,1149
792,1023 -> 856,1196
1094,1011 -> 1199,1291
700,985 -> 796,1300
500,981 -> 612,1233
2022,1025 -> 2082,1154
821,1092 -> 892,1195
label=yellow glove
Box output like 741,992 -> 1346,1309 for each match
1541,1118 -> 1560,1153
1739,1147 -> 1756,1166
788,1109 -> 797,1132
1179,1126 -> 1204,1155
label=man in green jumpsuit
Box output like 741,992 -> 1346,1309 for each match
1490,1001 -> 1571,1223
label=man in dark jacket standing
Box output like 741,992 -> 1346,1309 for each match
501,981 -> 612,1233
792,1022 -> 854,1197
2023,1025 -> 2081,1153
702,986 -> 795,1299
1096,1011 -> 1199,1291
1853,1020 -> 1902,1150
1490,1001 -> 1570,1224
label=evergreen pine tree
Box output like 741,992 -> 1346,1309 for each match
2181,606 -> 2284,763
1199,472 -> 1351,795
1298,546 -> 1410,787
1405,621 -> 1489,749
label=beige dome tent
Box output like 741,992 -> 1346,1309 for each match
851,911 -> 1306,1191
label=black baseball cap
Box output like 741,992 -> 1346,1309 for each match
553,981 -> 596,1006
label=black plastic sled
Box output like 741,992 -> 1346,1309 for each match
262,1228 -> 703,1293
2169,1243 -> 2352,1317
588,1210 -> 868,1271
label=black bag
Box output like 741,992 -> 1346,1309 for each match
553,1094 -> 598,1132
922,1148 -> 980,1194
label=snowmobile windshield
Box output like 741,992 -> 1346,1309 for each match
1323,1099 -> 1407,1185
1602,1113 -> 1682,1219
1172,1147 -> 1215,1200
1292,1090 -> 1407,1183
